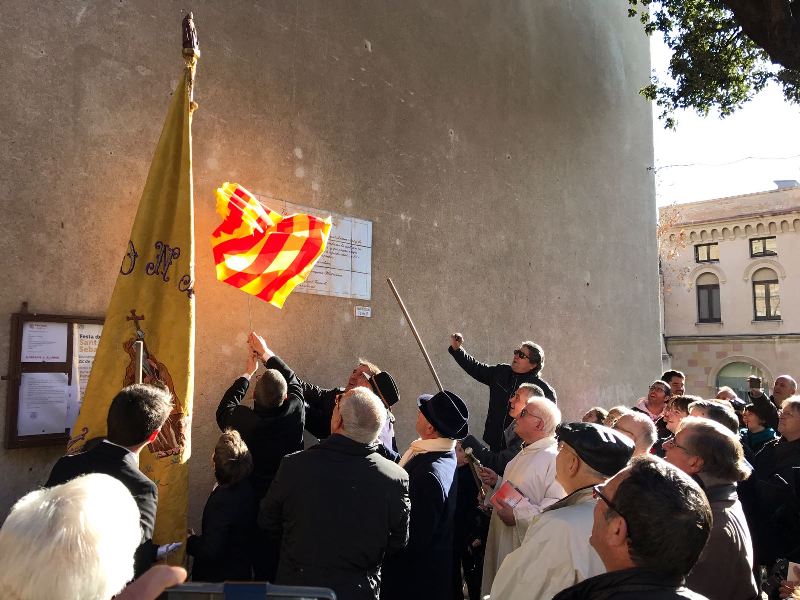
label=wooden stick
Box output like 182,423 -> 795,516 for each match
134,341 -> 144,384
386,278 -> 444,392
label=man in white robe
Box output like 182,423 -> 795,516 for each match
479,395 -> 565,596
489,422 -> 635,600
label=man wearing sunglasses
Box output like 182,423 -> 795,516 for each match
552,455 -> 712,600
490,422 -> 634,600
448,333 -> 556,452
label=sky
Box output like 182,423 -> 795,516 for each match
650,37 -> 800,207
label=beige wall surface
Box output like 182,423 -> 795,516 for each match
667,337 -> 800,399
0,2 -> 659,523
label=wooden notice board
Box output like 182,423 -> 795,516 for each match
4,308 -> 103,449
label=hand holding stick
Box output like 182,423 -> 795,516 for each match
464,447 -> 492,502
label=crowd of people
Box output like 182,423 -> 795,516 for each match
1,331 -> 799,600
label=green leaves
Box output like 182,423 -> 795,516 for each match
627,0 -> 799,128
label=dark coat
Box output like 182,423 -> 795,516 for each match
460,421 -> 522,475
381,449 -> 458,600
552,568 -> 709,600
685,484 -> 759,600
748,437 -> 800,565
448,346 -> 557,451
45,439 -> 157,576
259,434 -> 410,600
187,479 -> 259,582
296,376 -> 342,440
216,355 -> 305,499
295,373 -> 401,463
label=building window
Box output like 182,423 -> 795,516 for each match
696,272 -> 721,322
752,267 -> 780,320
694,243 -> 719,263
750,236 -> 777,257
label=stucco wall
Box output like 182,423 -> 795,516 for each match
0,1 -> 659,524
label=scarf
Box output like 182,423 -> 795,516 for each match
399,437 -> 456,467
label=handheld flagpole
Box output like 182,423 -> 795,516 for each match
134,341 -> 144,384
386,278 -> 445,393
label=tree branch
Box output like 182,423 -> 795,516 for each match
721,0 -> 800,70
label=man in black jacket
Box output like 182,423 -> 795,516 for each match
382,391 -> 468,600
294,357 -> 401,459
749,396 -> 800,571
448,333 -> 556,452
553,455 -> 711,600
259,387 -> 410,600
216,331 -> 305,581
46,383 -> 173,577
216,331 -> 305,499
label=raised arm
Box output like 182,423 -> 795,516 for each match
215,350 -> 256,431
448,333 -> 495,386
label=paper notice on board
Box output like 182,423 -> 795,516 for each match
21,322 -> 68,362
74,323 -> 103,405
18,372 -> 69,435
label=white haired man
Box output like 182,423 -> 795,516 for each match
259,387 -> 410,600
477,395 -> 565,595
491,422 -> 634,600
0,473 -> 186,600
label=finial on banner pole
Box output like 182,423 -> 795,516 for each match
386,277 -> 444,393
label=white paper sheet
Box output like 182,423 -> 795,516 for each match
74,323 -> 103,404
18,372 -> 69,435
21,322 -> 68,362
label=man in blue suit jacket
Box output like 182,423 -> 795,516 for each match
381,390 -> 469,600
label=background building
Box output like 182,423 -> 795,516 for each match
661,186 -> 800,399
0,3 -> 660,523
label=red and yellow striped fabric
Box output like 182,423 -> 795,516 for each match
211,182 -> 332,308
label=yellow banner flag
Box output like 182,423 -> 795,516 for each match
69,51 -> 197,554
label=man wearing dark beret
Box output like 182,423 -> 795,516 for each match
381,391 -> 469,600
490,422 -> 634,600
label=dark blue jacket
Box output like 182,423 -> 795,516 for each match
381,449 -> 458,600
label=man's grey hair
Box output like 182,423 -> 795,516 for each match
614,412 -> 657,455
688,399 -> 739,434
525,396 -> 561,436
0,473 -> 141,600
678,417 -> 751,482
517,382 -> 545,398
340,387 -> 387,444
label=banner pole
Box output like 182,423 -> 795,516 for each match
386,278 -> 444,393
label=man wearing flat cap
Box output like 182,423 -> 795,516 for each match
381,390 -> 469,600
489,422 -> 635,600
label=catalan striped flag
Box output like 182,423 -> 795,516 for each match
211,182 -> 332,308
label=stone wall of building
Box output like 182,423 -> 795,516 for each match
0,2 -> 659,523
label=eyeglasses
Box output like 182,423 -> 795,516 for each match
513,349 -> 532,361
592,483 -> 630,526
649,384 -> 669,393
662,436 -> 693,454
779,409 -> 799,418
518,408 -> 542,421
